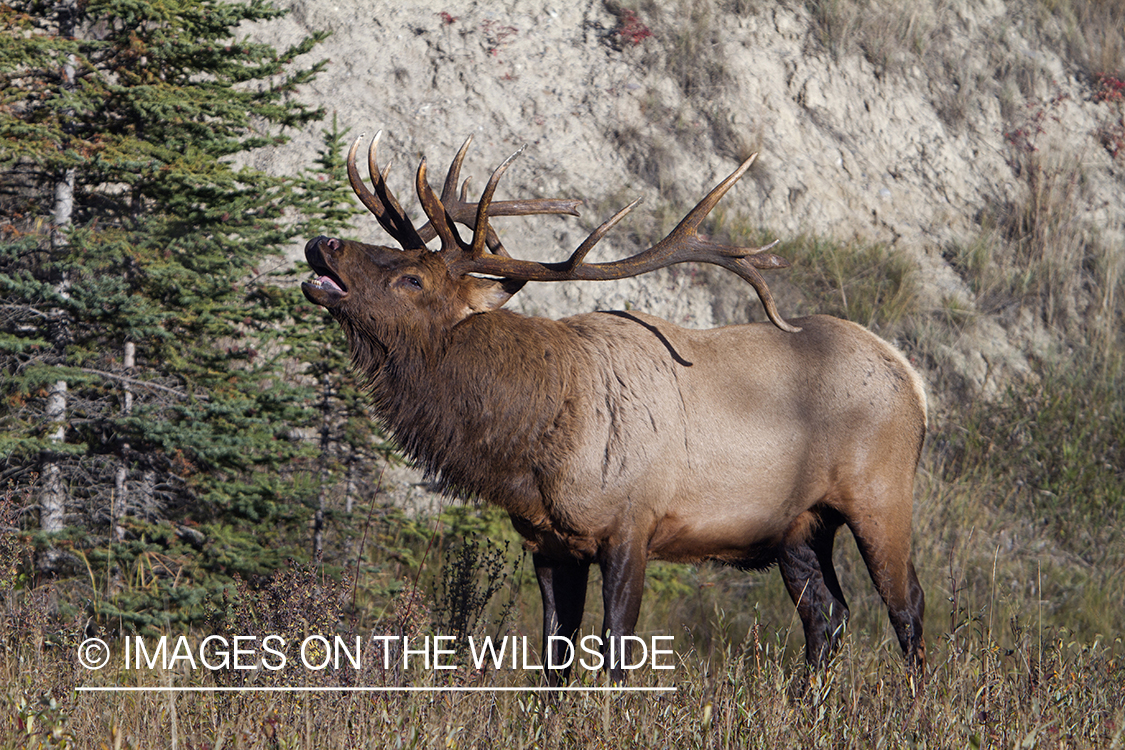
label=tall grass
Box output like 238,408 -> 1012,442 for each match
710,215 -> 920,333
804,0 -> 1125,83
4,571 -> 1123,748
806,0 -> 947,74
5,406 -> 1124,749
946,153 -> 1114,337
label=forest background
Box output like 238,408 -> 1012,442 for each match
1,0 -> 1123,746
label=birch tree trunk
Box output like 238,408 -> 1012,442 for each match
38,0 -> 78,573
112,341 -> 134,543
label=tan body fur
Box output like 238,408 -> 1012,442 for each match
400,310 -> 925,572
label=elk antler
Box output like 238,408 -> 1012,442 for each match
348,133 -> 583,254
347,132 -> 800,333
346,131 -> 427,249
444,150 -> 800,333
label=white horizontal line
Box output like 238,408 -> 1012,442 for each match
77,686 -> 676,693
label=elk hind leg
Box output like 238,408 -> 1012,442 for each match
777,508 -> 850,666
847,501 -> 926,673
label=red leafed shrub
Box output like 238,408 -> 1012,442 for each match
1093,73 -> 1125,104
1092,74 -> 1124,159
617,9 -> 652,46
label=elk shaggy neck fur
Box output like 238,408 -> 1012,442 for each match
365,309 -> 584,518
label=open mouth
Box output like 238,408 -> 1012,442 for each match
301,274 -> 347,307
302,266 -> 348,306
307,272 -> 346,294
302,238 -> 349,306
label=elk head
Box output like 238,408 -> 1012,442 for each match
302,131 -> 799,369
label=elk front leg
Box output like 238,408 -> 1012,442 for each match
599,538 -> 648,684
778,509 -> 850,666
533,553 -> 590,686
778,539 -> 850,667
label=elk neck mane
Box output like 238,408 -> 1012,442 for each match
351,307 -> 588,516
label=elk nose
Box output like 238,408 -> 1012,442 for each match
305,236 -> 340,258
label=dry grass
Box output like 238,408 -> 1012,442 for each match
4,412 -> 1124,749
943,148 -> 1124,351
700,213 -> 920,334
805,0 -> 1125,82
4,575 -> 1123,748
1036,0 -> 1125,80
951,156 -> 1087,317
806,0 -> 949,75
777,235 -> 919,331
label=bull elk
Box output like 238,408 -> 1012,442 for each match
301,132 -> 927,682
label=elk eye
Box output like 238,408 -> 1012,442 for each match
397,274 -> 423,290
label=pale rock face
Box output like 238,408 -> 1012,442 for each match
238,0 -> 1124,506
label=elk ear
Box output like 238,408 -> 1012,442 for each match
461,276 -> 527,313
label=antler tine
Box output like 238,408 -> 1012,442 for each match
346,134 -> 391,232
439,137 -> 511,258
729,252 -> 801,333
565,197 -> 643,270
436,134 -> 510,256
663,152 -> 759,246
346,133 -> 425,249
469,146 -> 525,260
415,138 -> 583,256
448,152 -> 802,333
415,157 -> 468,254
442,135 -> 474,206
367,132 -> 425,249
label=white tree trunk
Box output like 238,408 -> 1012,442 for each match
52,168 -> 75,238
39,380 -> 68,535
38,380 -> 68,573
112,341 -> 135,542
40,31 -> 77,565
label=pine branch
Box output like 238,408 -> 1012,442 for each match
78,368 -> 202,401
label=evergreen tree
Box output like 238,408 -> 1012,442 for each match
277,114 -> 397,564
0,0 -> 376,630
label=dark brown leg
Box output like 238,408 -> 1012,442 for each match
845,500 -> 926,675
851,534 -> 926,673
778,513 -> 850,666
534,553 -> 590,685
599,538 -> 648,684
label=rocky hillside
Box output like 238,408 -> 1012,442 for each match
240,0 -> 1124,498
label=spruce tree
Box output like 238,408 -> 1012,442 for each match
277,114 -> 396,564
0,0 -> 374,630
